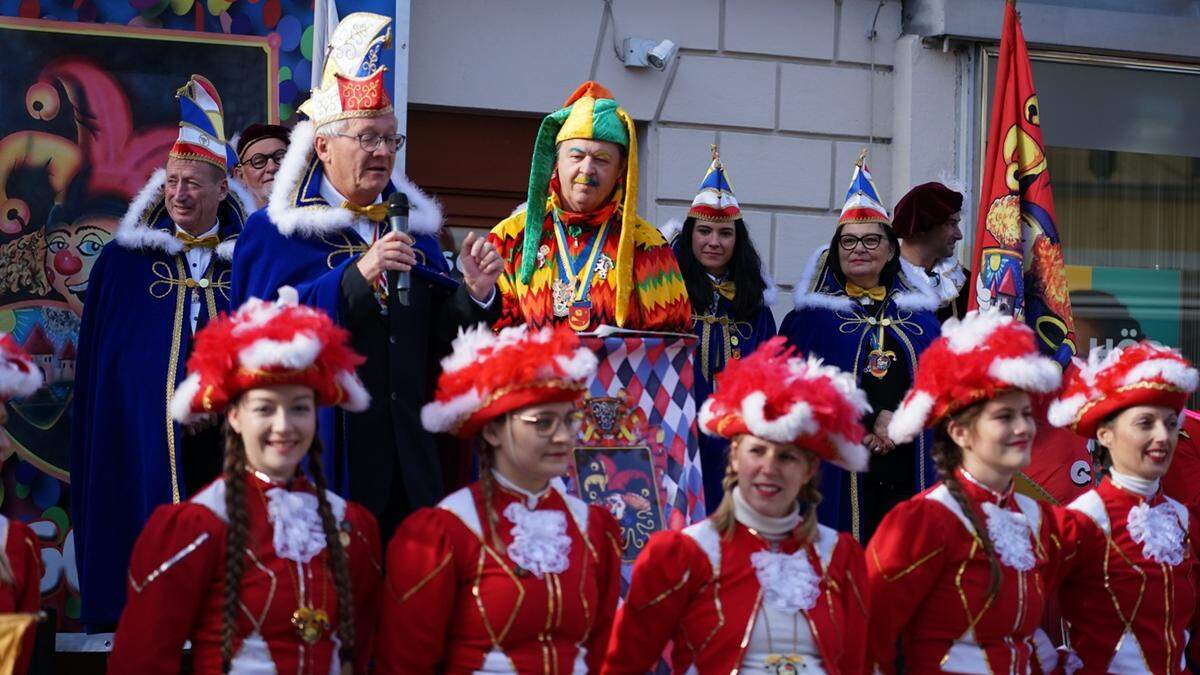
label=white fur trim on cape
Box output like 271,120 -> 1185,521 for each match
989,355 -> 1062,393
0,359 -> 42,400
115,168 -> 250,261
899,255 -> 965,308
266,120 -> 442,238
889,390 -> 934,444
790,245 -> 937,312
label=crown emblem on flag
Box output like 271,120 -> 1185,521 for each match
838,148 -> 890,226
687,145 -> 742,223
299,12 -> 394,127
170,74 -> 236,172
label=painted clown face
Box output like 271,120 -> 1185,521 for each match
44,215 -> 116,313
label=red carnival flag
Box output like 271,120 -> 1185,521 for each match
971,0 -> 1090,505
968,0 -> 1076,367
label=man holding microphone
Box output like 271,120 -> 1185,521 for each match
231,12 -> 502,538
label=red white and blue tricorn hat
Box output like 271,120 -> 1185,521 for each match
299,12 -> 393,127
170,287 -> 370,423
170,74 -> 237,172
1049,341 -> 1198,438
698,336 -> 871,471
0,333 -> 42,403
838,149 -> 890,227
421,323 -> 598,438
687,145 -> 742,223
889,310 -> 1062,443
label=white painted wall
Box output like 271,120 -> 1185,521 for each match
408,0 -> 972,321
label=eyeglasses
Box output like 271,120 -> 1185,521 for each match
837,233 -> 885,251
514,410 -> 585,438
243,149 -> 288,170
333,132 -> 407,153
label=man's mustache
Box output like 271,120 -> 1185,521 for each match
572,174 -> 599,187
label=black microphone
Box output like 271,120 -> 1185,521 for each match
387,191 -> 410,307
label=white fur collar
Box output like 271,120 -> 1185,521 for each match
900,255 -> 966,308
266,120 -> 442,238
790,245 -> 940,313
114,168 -> 252,261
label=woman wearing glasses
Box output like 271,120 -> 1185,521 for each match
375,323 -> 622,674
780,155 -> 940,543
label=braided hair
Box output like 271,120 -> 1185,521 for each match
305,442 -> 355,664
933,406 -> 1003,598
220,426 -> 249,673
477,434 -> 508,554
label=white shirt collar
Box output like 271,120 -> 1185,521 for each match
175,222 -> 219,239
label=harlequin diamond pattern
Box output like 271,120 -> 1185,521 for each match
581,335 -> 705,530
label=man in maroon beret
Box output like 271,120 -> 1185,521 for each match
233,123 -> 290,209
893,181 -> 968,322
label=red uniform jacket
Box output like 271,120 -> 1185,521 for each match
1,516 -> 42,675
109,473 -> 382,674
866,471 -> 1065,674
602,519 -> 868,674
376,480 -> 622,674
1057,478 -> 1200,674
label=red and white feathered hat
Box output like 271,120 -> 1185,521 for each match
698,336 -> 871,471
1048,341 -> 1198,437
169,287 -> 369,423
888,310 -> 1062,443
421,323 -> 598,438
0,333 -> 42,403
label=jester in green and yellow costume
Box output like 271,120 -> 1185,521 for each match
489,81 -> 690,331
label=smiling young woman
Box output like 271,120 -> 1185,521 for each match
867,311 -> 1067,674
108,288 -> 382,675
1048,341 -> 1200,673
602,336 -> 871,674
375,323 -> 621,674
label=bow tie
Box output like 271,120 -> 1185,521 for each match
711,279 -> 736,301
845,283 -> 886,301
175,231 -> 220,251
341,200 -> 388,223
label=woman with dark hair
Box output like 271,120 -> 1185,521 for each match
1048,342 -> 1200,673
376,323 -> 621,674
109,288 -> 382,674
779,154 -> 941,542
868,310 -> 1066,674
603,337 -> 869,674
671,148 -> 777,510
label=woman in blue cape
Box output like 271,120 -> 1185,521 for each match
780,154 -> 941,542
669,148 -> 776,511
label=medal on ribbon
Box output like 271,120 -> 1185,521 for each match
552,216 -> 611,332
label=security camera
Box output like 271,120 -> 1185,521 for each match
646,39 -> 677,70
621,36 -> 678,70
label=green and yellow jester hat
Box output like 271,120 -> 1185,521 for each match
521,81 -> 640,326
